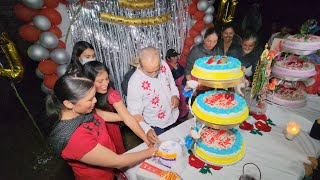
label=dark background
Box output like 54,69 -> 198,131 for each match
0,0 -> 319,179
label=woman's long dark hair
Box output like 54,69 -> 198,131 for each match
82,61 -> 114,111
66,41 -> 94,73
45,73 -> 94,121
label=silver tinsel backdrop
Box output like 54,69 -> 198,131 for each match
67,0 -> 189,95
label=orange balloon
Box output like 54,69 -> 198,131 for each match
194,11 -> 205,21
194,20 -> 205,32
18,24 -> 41,42
182,46 -> 191,57
14,3 -> 39,22
44,0 -> 60,8
79,0 -> 87,3
60,0 -> 69,5
192,0 -> 199,4
189,27 -> 200,38
56,40 -> 66,49
44,74 -> 59,89
38,60 -> 58,75
47,26 -> 62,38
184,37 -> 194,49
179,56 -> 187,67
188,4 -> 197,15
39,8 -> 62,26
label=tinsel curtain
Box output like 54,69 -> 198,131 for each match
67,0 -> 189,96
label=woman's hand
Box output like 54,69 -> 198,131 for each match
147,129 -> 158,144
133,114 -> 144,122
171,96 -> 180,108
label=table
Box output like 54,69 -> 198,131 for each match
125,95 -> 320,180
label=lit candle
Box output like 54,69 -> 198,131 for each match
285,121 -> 300,140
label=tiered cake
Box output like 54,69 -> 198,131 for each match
186,55 -> 248,166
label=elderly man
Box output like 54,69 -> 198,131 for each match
127,47 -> 180,144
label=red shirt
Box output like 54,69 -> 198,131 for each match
62,114 -> 116,180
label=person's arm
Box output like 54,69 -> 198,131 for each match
184,47 -> 197,80
80,143 -> 155,169
112,100 -> 151,146
95,109 -> 122,122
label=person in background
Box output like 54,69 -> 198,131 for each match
216,23 -> 242,57
127,47 -> 179,142
121,57 -> 139,96
82,61 -> 151,153
66,41 -> 96,73
165,49 -> 189,120
184,27 -> 223,82
268,24 -> 293,47
47,74 -> 155,180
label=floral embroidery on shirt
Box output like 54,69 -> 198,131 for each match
157,111 -> 166,119
141,80 -> 151,90
160,65 -> 167,73
151,95 -> 160,106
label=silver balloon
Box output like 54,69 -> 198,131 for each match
67,0 -> 79,3
197,0 -> 209,11
35,68 -> 44,79
205,5 -> 215,14
33,15 -> 51,31
56,64 -> 68,77
21,0 -> 44,9
27,44 -> 50,61
194,35 -> 203,45
41,83 -> 53,94
40,32 -> 59,49
203,14 -> 213,24
50,49 -> 69,65
201,28 -> 208,37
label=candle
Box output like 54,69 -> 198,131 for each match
285,121 -> 300,140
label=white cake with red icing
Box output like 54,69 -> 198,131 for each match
267,84 -> 307,108
194,127 -> 245,165
272,55 -> 317,78
283,35 -> 320,51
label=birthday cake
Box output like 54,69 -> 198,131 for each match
272,55 -> 317,78
267,84 -> 307,108
192,90 -> 249,125
194,127 -> 245,166
191,55 -> 243,80
283,35 -> 320,51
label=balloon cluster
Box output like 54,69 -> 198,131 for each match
14,0 -> 86,94
100,12 -> 172,26
180,0 -> 215,66
118,0 -> 155,10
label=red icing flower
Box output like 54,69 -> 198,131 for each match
160,65 -> 166,73
157,111 -> 166,119
151,96 -> 160,106
206,57 -> 215,64
207,164 -> 223,170
252,113 -> 267,121
255,121 -> 271,132
141,81 -> 150,90
188,154 -> 205,169
239,121 -> 254,131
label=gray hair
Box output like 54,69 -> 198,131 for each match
138,46 -> 159,67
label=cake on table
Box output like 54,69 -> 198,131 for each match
194,127 -> 245,166
283,35 -> 320,51
192,90 -> 249,125
272,55 -> 317,78
191,55 -> 243,80
267,84 -> 307,108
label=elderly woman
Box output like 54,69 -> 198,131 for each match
216,23 -> 242,57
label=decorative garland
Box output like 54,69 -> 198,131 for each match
118,0 -> 155,10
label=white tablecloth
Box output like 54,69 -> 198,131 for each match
125,95 -> 320,180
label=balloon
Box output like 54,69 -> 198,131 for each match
194,35 -> 203,45
21,0 -> 44,9
194,20 -> 206,32
201,27 -> 208,37
203,14 -> 213,24
44,74 -> 59,89
14,3 -> 39,22
56,40 -> 66,49
184,37 -> 194,47
205,5 -> 215,14
35,68 -> 44,79
208,0 -> 215,4
56,64 -> 68,77
27,44 -> 50,61
38,59 -> 58,75
40,32 -> 59,49
182,46 -> 191,56
33,15 -> 51,31
194,11 -> 205,21
192,0 -> 199,4
178,56 -> 187,67
189,28 -> 200,38
50,49 -> 69,64
47,26 -> 62,38
188,4 -> 197,15
18,24 -> 41,42
44,0 -> 59,8
197,0 -> 209,11
41,83 -> 53,94
0,33 -> 24,80
39,8 -> 62,26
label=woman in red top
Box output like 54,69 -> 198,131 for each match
47,74 -> 155,180
82,61 -> 151,153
